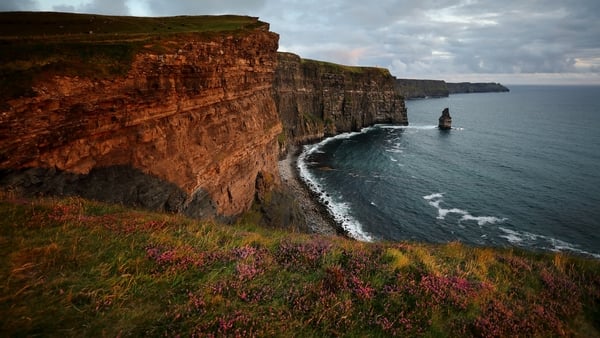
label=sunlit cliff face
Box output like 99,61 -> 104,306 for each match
1,29 -> 282,218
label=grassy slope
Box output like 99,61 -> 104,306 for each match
1,195 -> 599,337
0,12 -> 266,100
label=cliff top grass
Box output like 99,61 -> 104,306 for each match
0,12 -> 267,38
301,57 -> 391,76
0,12 -> 269,101
0,13 -> 396,101
1,194 -> 599,336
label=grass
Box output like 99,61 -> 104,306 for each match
0,12 -> 266,37
301,58 -> 391,76
0,12 -> 268,101
1,194 -> 599,336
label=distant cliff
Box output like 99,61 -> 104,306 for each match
275,52 -> 408,146
394,79 -> 449,99
446,82 -> 509,94
0,13 -> 282,220
395,78 -> 509,99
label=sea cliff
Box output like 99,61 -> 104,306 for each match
275,52 -> 408,146
0,13 -> 407,223
0,13 -> 282,220
394,78 -> 449,99
395,78 -> 509,99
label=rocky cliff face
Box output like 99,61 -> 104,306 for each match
0,25 -> 282,220
394,79 -> 449,99
446,82 -> 509,94
395,79 -> 509,99
275,52 -> 408,146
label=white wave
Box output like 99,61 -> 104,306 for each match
499,227 -> 600,259
423,192 -> 444,200
298,145 -> 373,242
423,192 -> 507,226
378,124 -> 438,130
389,157 -> 398,162
460,214 -> 507,226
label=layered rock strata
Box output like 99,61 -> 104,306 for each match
0,24 -> 282,219
275,52 -> 408,146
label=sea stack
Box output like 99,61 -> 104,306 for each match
438,107 -> 452,130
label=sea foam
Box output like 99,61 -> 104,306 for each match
423,193 -> 507,226
499,227 -> 600,259
378,124 -> 437,130
298,137 -> 374,242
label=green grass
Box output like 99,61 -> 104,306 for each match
1,194 -> 599,336
0,12 -> 268,100
301,58 -> 391,76
0,12 -> 266,37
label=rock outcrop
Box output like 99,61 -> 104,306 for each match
275,52 -> 408,146
0,15 -> 282,220
438,108 -> 452,130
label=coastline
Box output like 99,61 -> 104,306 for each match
277,145 -> 347,237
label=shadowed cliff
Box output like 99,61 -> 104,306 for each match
395,78 -> 509,99
275,52 -> 408,147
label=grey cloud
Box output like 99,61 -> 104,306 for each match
0,0 -> 37,11
145,0 -> 266,16
57,0 -> 131,15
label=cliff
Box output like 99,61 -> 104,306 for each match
446,82 -> 510,94
395,79 -> 509,99
0,13 -> 282,220
275,52 -> 408,145
394,78 -> 449,99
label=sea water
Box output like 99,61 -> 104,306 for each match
298,85 -> 600,258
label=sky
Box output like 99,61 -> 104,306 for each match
2,0 -> 600,84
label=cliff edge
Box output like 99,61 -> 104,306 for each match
0,13 -> 282,220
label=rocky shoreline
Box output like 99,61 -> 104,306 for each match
277,145 -> 345,237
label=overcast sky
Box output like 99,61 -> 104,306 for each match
2,0 -> 600,84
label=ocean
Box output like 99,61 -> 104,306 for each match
298,85 -> 600,258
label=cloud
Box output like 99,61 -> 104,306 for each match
0,0 -> 37,11
54,0 -> 130,15
145,0 -> 266,16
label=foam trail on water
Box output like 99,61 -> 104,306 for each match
423,193 -> 507,226
379,124 -> 438,130
298,136 -> 374,242
499,227 -> 600,259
